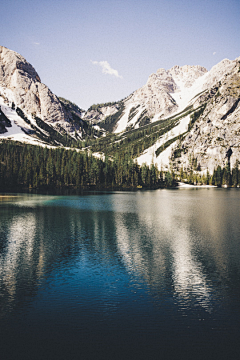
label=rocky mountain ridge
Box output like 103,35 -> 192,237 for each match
0,45 -> 90,144
171,60 -> 240,173
82,58 -> 238,136
0,45 -> 239,174
84,57 -> 240,173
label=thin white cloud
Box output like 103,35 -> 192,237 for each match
213,52 -> 216,55
91,60 -> 122,79
33,42 -> 40,45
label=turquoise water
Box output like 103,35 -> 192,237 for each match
0,189 -> 240,359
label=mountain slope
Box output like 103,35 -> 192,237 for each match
170,59 -> 240,173
82,59 -> 237,136
84,57 -> 239,173
0,45 -> 239,174
0,46 -> 91,144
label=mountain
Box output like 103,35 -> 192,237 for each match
0,45 -> 239,174
82,59 -> 235,133
170,60 -> 240,173
84,57 -> 240,173
0,45 -> 96,146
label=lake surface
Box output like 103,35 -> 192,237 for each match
0,189 -> 240,360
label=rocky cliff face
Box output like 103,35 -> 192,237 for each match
82,65 -> 207,133
171,59 -> 240,173
0,45 -> 239,173
83,59 -> 238,135
0,46 -> 85,139
128,64 -> 208,118
134,57 -> 240,173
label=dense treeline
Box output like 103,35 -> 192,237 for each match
0,141 -> 175,191
187,104 -> 206,131
178,162 -> 240,187
1,141 -> 238,192
87,101 -> 118,112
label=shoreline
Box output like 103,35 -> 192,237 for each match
178,182 -> 217,188
0,195 -> 20,198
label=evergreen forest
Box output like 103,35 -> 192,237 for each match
0,141 -> 173,191
0,141 -> 239,192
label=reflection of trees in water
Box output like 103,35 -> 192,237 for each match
0,191 -> 239,317
0,205 -> 82,317
0,202 -> 124,317
114,190 -> 240,311
113,198 -> 211,309
0,210 -> 38,317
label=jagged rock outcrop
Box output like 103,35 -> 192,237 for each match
0,46 -> 84,137
82,60 -> 238,134
0,106 -> 11,133
170,58 -> 240,172
82,65 -> 208,133
129,65 -> 208,117
83,103 -> 121,124
169,65 -> 207,88
0,44 -> 239,173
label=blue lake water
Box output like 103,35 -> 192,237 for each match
0,189 -> 240,360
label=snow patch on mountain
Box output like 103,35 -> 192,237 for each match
170,59 -> 236,113
0,45 -> 85,138
170,75 -> 206,112
107,58 -> 237,134
113,105 -> 131,133
0,101 -> 45,146
113,103 -> 146,133
136,114 -> 190,168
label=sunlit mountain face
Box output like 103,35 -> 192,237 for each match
1,45 -> 240,174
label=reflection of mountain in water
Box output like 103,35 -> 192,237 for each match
0,195 -> 129,316
0,191 -> 240,317
0,203 -> 79,316
114,190 -> 240,310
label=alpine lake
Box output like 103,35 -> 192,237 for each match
0,189 -> 240,360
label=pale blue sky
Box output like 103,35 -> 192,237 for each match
0,0 -> 239,110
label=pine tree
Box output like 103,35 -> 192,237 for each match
231,160 -> 238,187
